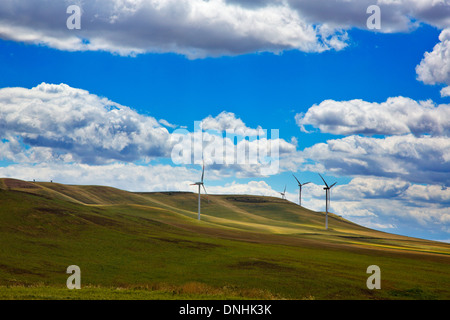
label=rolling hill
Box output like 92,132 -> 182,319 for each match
0,178 -> 449,300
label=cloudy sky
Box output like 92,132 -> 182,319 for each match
0,0 -> 449,242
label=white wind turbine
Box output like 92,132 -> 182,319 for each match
292,174 -> 310,206
190,161 -> 208,220
279,185 -> 287,200
318,173 -> 337,230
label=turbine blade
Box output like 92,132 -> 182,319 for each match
330,182 -> 337,188
303,182 -> 311,186
201,161 -> 205,183
292,174 -> 301,185
318,173 -> 329,188
202,184 -> 210,203
284,185 -> 286,193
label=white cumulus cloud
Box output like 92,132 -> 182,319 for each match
301,134 -> 450,185
0,0 -> 347,58
416,28 -> 450,96
296,97 -> 450,136
0,83 -> 172,164
1,0 -> 449,58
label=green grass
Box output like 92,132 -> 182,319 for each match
0,178 -> 449,300
0,283 -> 279,300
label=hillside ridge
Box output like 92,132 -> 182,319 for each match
1,177 -> 450,300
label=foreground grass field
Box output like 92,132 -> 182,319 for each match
0,283 -> 279,300
0,178 -> 449,300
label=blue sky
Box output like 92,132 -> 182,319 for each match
0,26 -> 443,128
0,0 -> 449,242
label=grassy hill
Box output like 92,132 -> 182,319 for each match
0,178 -> 449,300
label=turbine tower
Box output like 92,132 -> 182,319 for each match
292,174 -> 310,206
318,173 -> 337,230
279,185 -> 287,200
190,162 -> 208,220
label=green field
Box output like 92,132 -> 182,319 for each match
0,178 -> 449,300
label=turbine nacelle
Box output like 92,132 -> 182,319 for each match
319,173 -> 336,190
293,174 -> 310,187
293,174 -> 310,206
279,185 -> 287,199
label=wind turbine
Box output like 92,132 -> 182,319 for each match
190,162 -> 208,220
292,174 -> 310,206
318,173 -> 337,230
279,185 -> 287,200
